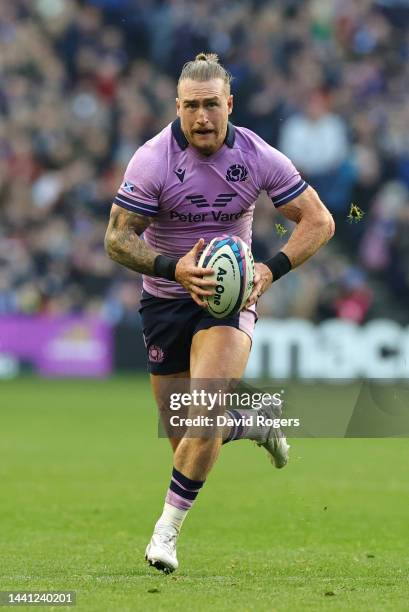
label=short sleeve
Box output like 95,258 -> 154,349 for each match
114,144 -> 165,217
258,140 -> 308,208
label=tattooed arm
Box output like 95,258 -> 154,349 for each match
104,204 -> 158,274
105,204 -> 216,305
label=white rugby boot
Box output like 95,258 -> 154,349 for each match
256,404 -> 290,469
145,524 -> 179,573
259,429 -> 290,469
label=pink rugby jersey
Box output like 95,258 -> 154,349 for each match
114,119 -> 308,299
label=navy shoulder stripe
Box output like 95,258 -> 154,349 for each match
114,195 -> 158,217
271,180 -> 308,208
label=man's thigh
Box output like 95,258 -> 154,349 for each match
190,305 -> 255,379
190,326 -> 251,379
188,326 -> 251,441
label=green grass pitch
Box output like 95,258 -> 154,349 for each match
1,376 -> 408,611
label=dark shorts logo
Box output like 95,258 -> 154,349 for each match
226,164 -> 248,182
149,345 -> 165,363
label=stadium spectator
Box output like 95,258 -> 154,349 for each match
278,91 -> 354,214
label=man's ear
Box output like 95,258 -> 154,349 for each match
176,97 -> 181,117
227,94 -> 234,115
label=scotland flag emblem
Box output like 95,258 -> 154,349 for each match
123,180 -> 136,194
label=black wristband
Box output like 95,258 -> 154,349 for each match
263,251 -> 292,282
153,255 -> 177,281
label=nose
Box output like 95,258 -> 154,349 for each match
197,105 -> 209,124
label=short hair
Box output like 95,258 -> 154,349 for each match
178,53 -> 232,95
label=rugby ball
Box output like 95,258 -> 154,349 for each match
197,235 -> 255,318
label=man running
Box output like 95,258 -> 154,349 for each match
105,53 -> 334,573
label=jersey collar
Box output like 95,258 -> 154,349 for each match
171,117 -> 236,151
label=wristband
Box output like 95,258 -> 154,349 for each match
263,251 -> 292,282
153,254 -> 177,281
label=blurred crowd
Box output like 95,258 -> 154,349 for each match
1,0 -> 408,325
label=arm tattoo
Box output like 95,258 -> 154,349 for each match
104,205 -> 159,275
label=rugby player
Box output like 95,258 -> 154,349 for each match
105,53 -> 334,573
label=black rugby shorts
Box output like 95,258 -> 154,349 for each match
139,290 -> 256,375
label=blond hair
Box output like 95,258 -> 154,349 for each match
178,53 -> 232,94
